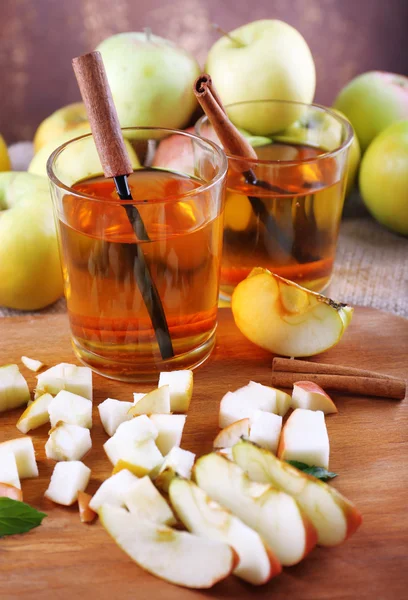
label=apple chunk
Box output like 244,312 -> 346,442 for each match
154,447 -> 195,492
158,370 -> 193,412
149,414 -> 186,455
16,393 -> 52,434
219,381 -> 291,428
0,482 -> 23,501
48,390 -> 92,429
278,408 -> 330,468
169,478 -> 281,585
78,491 -> 97,523
233,440 -> 362,546
98,398 -> 133,437
21,356 -> 44,372
213,418 -> 250,449
232,268 -> 353,357
99,505 -> 237,589
36,363 -> 92,400
194,453 -> 317,566
45,461 -> 91,506
0,437 -> 38,478
0,450 -> 21,489
0,364 -> 30,412
124,475 -> 176,526
89,469 -> 140,512
128,386 -> 170,416
45,422 -> 92,461
292,381 -> 338,414
249,410 -> 282,454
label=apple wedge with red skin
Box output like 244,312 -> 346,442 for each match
169,477 -> 282,585
213,418 -> 250,449
233,440 -> 362,546
194,452 -> 317,566
292,381 -> 338,414
98,504 -> 238,589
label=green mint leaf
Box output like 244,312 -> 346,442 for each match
286,461 -> 338,481
0,498 -> 47,537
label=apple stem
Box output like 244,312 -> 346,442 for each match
211,23 -> 244,47
144,27 -> 152,42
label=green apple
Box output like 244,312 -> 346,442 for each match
359,120 -> 408,235
96,32 -> 200,130
0,172 -> 63,310
332,109 -> 361,196
33,103 -> 89,152
334,71 -> 408,151
206,20 -> 316,135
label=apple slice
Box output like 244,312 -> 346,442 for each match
158,370 -> 193,413
194,453 -> 317,566
99,505 -> 237,589
36,363 -> 92,400
45,461 -> 91,506
16,392 -> 52,434
233,440 -> 362,546
0,450 -> 21,489
48,390 -> 92,429
278,408 -> 330,468
249,410 -> 282,454
124,475 -> 176,526
89,469 -> 141,512
78,491 -> 97,523
128,386 -> 170,416
169,478 -> 281,585
292,381 -> 338,414
98,398 -> 133,437
0,364 -> 30,412
219,381 -> 291,428
154,447 -> 195,492
0,482 -> 23,501
45,422 -> 92,461
217,447 -> 234,461
21,356 -> 44,372
232,268 -> 353,357
149,414 -> 186,455
0,437 -> 38,478
213,418 -> 250,449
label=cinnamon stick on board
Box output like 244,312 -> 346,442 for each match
271,358 -> 406,400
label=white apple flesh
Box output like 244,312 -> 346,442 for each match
48,390 -> 92,429
0,437 -> 38,478
89,469 -> 140,512
124,475 -> 176,526
99,505 -> 237,589
213,418 -> 250,449
169,478 -> 282,585
45,461 -> 91,506
194,453 -> 317,566
154,447 -> 195,492
158,370 -> 193,413
16,393 -> 53,434
149,414 -> 186,456
98,398 -> 133,437
45,422 -> 92,462
0,364 -> 30,412
21,356 -> 44,372
249,410 -> 282,454
292,382 -> 338,414
233,440 -> 362,546
36,363 -> 92,400
278,408 -> 330,469
128,385 -> 170,416
0,450 -> 21,489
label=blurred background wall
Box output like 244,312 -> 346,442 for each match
1,0 -> 407,143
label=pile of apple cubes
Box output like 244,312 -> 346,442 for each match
0,361 -> 362,590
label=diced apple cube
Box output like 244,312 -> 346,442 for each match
45,422 -> 92,461
78,491 -> 97,523
292,381 -> 338,414
21,356 -> 44,372
0,450 -> 21,489
158,370 -> 193,413
98,398 -> 133,437
213,418 -> 249,449
45,461 -> 91,506
249,410 -> 282,454
154,447 -> 195,492
0,364 -> 30,412
16,393 -> 53,434
104,438 -> 163,476
133,392 -> 148,404
36,363 -> 92,400
129,386 -> 170,416
48,390 -> 92,429
89,469 -> 139,512
278,408 -> 330,468
149,414 -> 186,455
124,475 -> 176,525
0,437 -> 38,478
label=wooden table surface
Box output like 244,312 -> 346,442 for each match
0,307 -> 407,599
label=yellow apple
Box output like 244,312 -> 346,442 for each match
206,20 -> 316,135
33,102 -> 89,152
0,134 -> 11,172
331,109 -> 361,196
0,172 -> 63,310
359,120 -> 408,235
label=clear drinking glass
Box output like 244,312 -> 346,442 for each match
195,100 -> 353,301
47,127 -> 227,382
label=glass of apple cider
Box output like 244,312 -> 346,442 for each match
195,100 -> 353,301
47,128 -> 227,381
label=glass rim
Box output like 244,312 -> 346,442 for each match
46,126 -> 228,205
195,98 -> 354,166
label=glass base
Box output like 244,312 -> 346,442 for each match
71,328 -> 217,383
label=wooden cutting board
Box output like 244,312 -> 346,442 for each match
0,307 -> 407,600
